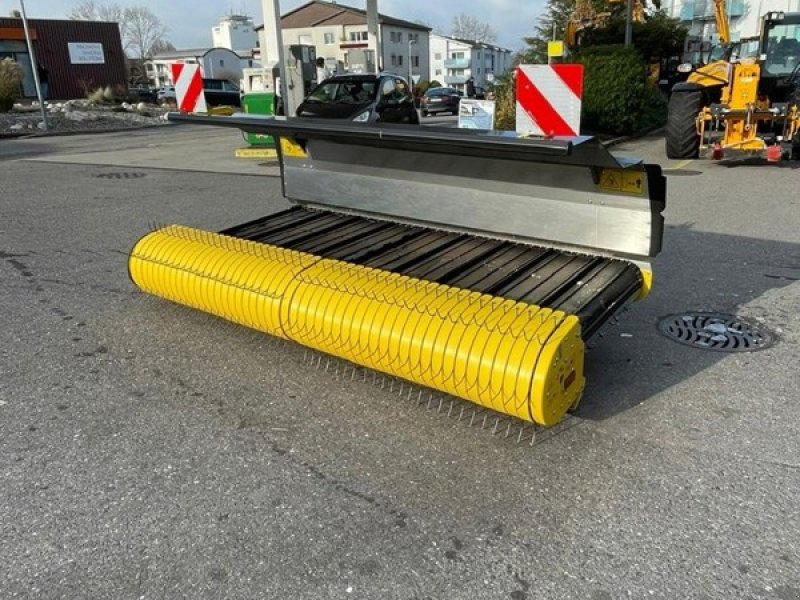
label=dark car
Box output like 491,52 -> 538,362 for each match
202,78 -> 241,108
420,87 -> 461,116
296,74 -> 419,125
127,86 -> 157,104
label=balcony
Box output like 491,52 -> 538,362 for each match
444,75 -> 466,85
444,58 -> 470,69
679,0 -> 744,21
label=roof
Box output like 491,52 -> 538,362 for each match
431,33 -> 512,53
256,0 -> 430,32
150,47 -> 239,60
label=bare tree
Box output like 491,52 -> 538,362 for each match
68,1 -> 123,23
149,39 -> 176,56
451,14 -> 496,43
68,2 -> 170,58
123,6 -> 168,59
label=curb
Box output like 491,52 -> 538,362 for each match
601,126 -> 665,148
2,122 -> 174,140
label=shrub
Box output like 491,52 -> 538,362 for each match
571,45 -> 649,135
88,87 -> 107,104
0,57 -> 24,113
88,85 -> 126,104
492,74 -> 516,131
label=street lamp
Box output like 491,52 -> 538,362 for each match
408,38 -> 416,92
19,0 -> 48,131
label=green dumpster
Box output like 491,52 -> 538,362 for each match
241,92 -> 275,146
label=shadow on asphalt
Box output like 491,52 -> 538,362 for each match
577,222 -> 799,421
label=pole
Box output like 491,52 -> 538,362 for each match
625,0 -> 634,46
408,39 -> 415,91
261,0 -> 286,110
19,0 -> 48,131
366,0 -> 379,73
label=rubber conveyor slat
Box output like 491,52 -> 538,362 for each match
222,207 -> 642,340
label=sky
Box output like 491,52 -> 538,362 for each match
2,0 -> 546,53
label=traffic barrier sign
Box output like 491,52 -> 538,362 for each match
516,64 -> 583,137
171,63 -> 207,114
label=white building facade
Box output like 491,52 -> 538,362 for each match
256,0 -> 430,81
663,0 -> 800,41
144,48 -> 245,88
429,34 -> 513,94
212,14 -> 258,52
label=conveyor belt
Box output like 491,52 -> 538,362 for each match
222,207 -> 643,340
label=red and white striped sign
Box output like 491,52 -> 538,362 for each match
516,64 -> 583,137
171,63 -> 207,113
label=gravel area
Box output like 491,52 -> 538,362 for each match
0,100 -> 170,135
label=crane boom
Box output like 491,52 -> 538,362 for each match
714,0 -> 730,45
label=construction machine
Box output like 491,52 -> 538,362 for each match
128,116 -> 665,429
665,10 -> 800,160
565,0 -> 645,49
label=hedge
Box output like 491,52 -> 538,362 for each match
571,45 -> 665,135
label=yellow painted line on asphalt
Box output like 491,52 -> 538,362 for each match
234,147 -> 278,159
668,159 -> 693,171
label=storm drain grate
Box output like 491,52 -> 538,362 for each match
658,312 -> 775,352
96,172 -> 147,179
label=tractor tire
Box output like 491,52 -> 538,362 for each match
665,90 -> 702,159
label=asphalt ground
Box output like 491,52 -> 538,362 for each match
1,126 -> 799,600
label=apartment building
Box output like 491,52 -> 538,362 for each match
429,34 -> 513,94
212,14 -> 258,52
256,0 -> 430,81
663,0 -> 798,41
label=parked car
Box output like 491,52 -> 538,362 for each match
420,87 -> 461,116
127,86 -> 157,104
155,79 -> 241,108
202,78 -> 241,108
296,74 -> 419,125
156,87 -> 176,104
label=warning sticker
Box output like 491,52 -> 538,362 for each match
280,138 -> 307,158
599,169 -> 645,195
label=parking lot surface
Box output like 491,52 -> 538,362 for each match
1,125 -> 799,599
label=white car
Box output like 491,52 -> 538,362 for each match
156,87 -> 176,103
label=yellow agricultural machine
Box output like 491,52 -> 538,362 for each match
129,116 -> 665,428
666,11 -> 800,161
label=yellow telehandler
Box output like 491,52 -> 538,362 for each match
666,10 -> 800,160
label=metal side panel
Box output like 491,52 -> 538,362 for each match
284,141 -> 662,259
168,114 -> 666,260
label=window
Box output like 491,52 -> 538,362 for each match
452,52 -> 464,59
299,34 -> 312,45
413,56 -> 419,67
324,32 -> 335,44
435,68 -> 441,76
381,79 -> 395,98
398,55 -> 403,66
389,32 -> 396,42
397,32 -> 403,43
391,54 -> 397,66
349,31 -> 368,41
434,52 -> 441,60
